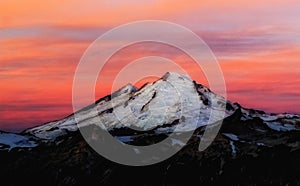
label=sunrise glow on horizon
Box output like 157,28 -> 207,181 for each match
1,0 -> 300,132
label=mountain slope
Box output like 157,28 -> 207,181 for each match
0,72 -> 300,185
22,72 -> 235,141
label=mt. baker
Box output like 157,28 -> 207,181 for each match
0,72 -> 300,186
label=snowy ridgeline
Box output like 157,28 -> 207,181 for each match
1,72 -> 299,150
24,72 -> 232,140
0,132 -> 37,151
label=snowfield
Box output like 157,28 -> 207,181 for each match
1,72 -> 299,150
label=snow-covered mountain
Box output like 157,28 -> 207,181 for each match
1,72 -> 299,151
0,131 -> 37,151
1,72 -> 300,185
24,72 -> 231,140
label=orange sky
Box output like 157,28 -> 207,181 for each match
1,0 -> 300,132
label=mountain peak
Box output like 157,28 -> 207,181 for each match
19,72 -> 299,142
161,72 -> 192,82
111,83 -> 137,98
24,72 -> 229,140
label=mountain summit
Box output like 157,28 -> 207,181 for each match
0,72 -> 300,185
20,72 -> 229,141
19,72 -> 299,142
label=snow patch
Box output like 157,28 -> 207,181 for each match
223,133 -> 239,141
264,122 -> 297,132
115,136 -> 133,143
0,133 -> 37,150
133,148 -> 141,154
229,141 -> 237,155
257,142 -> 266,146
259,115 -> 278,121
170,138 -> 185,147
